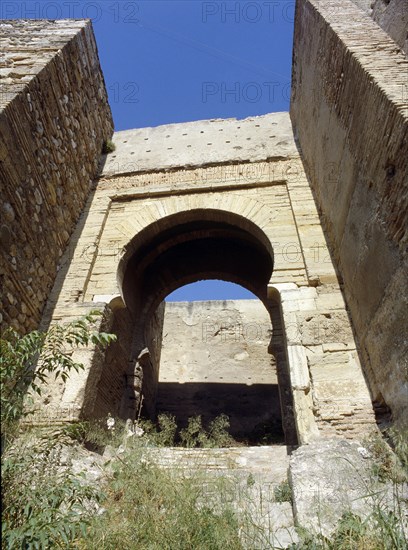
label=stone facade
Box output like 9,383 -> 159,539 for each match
28,112 -> 377,445
0,20 -> 113,334
290,0 -> 408,429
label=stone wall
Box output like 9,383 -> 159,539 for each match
290,0 -> 408,426
351,0 -> 407,54
158,300 -> 283,440
87,301 -> 164,420
371,0 -> 408,54
0,20 -> 113,334
90,303 -> 133,419
141,303 -> 166,418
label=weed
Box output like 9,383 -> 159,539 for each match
274,479 -> 292,504
294,507 -> 408,549
78,447 -> 243,549
62,418 -> 126,452
389,426 -> 408,475
179,414 -> 234,448
1,315 -> 116,548
365,430 -> 408,483
0,310 -> 116,439
101,139 -> 116,154
180,415 -> 211,448
207,413 -> 235,447
138,412 -> 234,448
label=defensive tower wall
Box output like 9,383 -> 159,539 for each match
291,0 -> 408,428
0,20 -> 113,334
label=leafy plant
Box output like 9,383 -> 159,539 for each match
2,436 -> 103,549
207,414 -> 234,447
1,313 -> 116,549
139,413 -> 234,448
0,311 -> 116,436
154,413 -> 178,446
179,415 -> 210,448
179,414 -> 233,448
62,418 -> 126,452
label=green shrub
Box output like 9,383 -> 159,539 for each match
155,413 -> 178,446
2,435 -> 103,550
179,414 -> 234,448
1,313 -> 116,549
0,311 -> 116,439
179,415 -> 210,448
207,413 -> 234,448
138,413 -> 234,449
62,418 -> 126,452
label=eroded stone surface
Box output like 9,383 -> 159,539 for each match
289,439 -> 407,538
101,112 -> 298,177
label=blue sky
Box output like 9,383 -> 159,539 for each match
93,1 -> 295,129
3,0 -> 295,300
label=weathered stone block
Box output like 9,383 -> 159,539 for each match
297,311 -> 354,346
289,439 -> 400,537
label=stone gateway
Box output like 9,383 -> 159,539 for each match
1,0 -> 407,446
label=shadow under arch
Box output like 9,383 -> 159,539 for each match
91,208 -> 296,443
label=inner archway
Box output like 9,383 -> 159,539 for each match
158,280 -> 284,443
